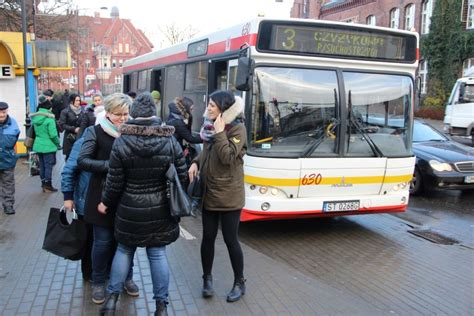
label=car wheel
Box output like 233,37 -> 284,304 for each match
410,167 -> 424,195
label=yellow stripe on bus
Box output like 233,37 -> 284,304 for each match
244,174 -> 413,186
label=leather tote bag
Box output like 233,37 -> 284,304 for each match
165,139 -> 194,217
42,207 -> 87,260
24,125 -> 35,148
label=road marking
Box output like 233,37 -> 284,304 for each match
179,225 -> 196,240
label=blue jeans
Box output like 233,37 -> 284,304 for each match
92,225 -> 134,285
107,243 -> 169,301
38,152 -> 56,182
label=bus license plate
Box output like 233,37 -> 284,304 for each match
465,176 -> 474,183
323,200 -> 360,212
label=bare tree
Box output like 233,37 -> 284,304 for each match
159,22 -> 199,46
0,0 -> 76,39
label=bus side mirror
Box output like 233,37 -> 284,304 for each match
235,56 -> 253,91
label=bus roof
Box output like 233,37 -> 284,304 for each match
123,18 -> 419,73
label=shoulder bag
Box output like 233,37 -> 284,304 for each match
42,207 -> 87,260
24,125 -> 35,148
166,138 -> 195,217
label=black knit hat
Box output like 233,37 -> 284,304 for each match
0,101 -> 8,110
130,93 -> 156,118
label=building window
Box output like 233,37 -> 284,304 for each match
366,15 -> 376,26
405,4 -> 415,30
72,59 -> 77,68
419,61 -> 428,94
119,59 -> 123,67
112,59 -> 117,68
469,0 -> 474,29
85,59 -> 90,69
115,75 -> 122,84
125,43 -> 129,53
390,8 -> 400,29
421,0 -> 433,34
71,75 -> 78,84
463,57 -> 474,75
119,43 -> 123,53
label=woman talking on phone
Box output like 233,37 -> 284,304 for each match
188,90 -> 247,303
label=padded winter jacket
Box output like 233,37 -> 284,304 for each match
31,109 -> 60,154
61,131 -> 91,216
101,118 -> 187,248
0,115 -> 20,170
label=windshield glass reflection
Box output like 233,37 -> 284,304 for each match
250,67 -> 338,157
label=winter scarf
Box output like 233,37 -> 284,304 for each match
70,104 -> 82,115
199,117 -> 216,142
94,105 -> 105,117
98,115 -> 120,138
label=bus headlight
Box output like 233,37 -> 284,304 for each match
259,186 -> 268,194
429,160 -> 453,172
261,202 -> 271,211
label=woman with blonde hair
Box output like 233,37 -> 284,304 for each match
78,93 -> 139,305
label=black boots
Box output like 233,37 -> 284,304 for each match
99,293 -> 119,316
42,180 -> 58,193
202,274 -> 214,298
154,300 -> 168,316
226,277 -> 246,303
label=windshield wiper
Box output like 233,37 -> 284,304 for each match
347,90 -> 383,157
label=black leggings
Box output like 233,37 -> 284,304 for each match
201,209 -> 244,279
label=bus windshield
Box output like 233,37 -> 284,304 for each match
344,72 -> 412,157
250,67 -> 338,157
249,67 -> 413,158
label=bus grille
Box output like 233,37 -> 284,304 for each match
454,161 -> 474,173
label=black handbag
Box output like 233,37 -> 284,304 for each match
24,125 -> 35,148
188,175 -> 203,214
166,139 -> 195,217
42,207 -> 87,260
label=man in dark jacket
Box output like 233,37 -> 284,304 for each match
0,102 -> 20,215
98,93 -> 187,316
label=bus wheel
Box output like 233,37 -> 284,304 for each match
410,167 -> 424,195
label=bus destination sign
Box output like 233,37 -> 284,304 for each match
261,23 -> 417,62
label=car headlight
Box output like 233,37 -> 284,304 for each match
429,160 -> 453,172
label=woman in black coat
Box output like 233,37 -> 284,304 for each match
98,93 -> 187,316
59,93 -> 83,160
166,97 -> 202,166
77,93 -> 138,305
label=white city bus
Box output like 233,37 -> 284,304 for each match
123,18 -> 419,221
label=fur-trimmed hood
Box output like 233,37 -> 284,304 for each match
117,119 -> 176,158
30,109 -> 55,119
120,121 -> 175,137
204,96 -> 244,124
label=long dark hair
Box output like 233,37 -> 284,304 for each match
209,90 -> 235,113
69,93 -> 80,104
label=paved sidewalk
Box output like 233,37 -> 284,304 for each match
0,156 -> 383,315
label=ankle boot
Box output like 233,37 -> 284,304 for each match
154,300 -> 168,316
202,274 -> 214,298
99,293 -> 119,316
43,180 -> 58,193
226,277 -> 246,303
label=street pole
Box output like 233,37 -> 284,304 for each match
21,0 -> 31,134
76,7 -> 80,95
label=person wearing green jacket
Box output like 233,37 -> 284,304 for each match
31,95 -> 60,192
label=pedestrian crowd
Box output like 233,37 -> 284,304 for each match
0,88 -> 247,316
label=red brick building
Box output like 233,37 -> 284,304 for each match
39,7 -> 153,97
290,0 -> 474,95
